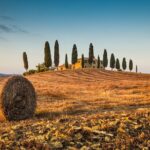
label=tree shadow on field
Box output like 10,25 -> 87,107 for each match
35,103 -> 88,120
35,102 -> 150,120
37,93 -> 68,102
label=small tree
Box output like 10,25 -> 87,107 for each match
122,57 -> 127,71
116,58 -> 120,70
110,53 -> 115,70
136,65 -> 138,73
23,52 -> 28,71
44,41 -> 52,68
37,63 -> 41,72
65,54 -> 69,69
97,55 -> 100,68
72,44 -> 78,65
88,43 -> 94,65
129,59 -> 133,72
54,40 -> 59,68
103,49 -> 108,69
81,54 -> 84,68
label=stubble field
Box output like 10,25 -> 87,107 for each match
0,69 -> 150,149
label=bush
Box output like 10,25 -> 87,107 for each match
28,69 -> 37,74
23,69 -> 37,76
37,67 -> 49,73
36,63 -> 49,73
118,69 -> 122,72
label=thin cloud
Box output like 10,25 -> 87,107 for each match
0,24 -> 29,34
0,15 -> 14,21
11,25 -> 29,34
0,24 -> 13,33
0,15 -> 29,34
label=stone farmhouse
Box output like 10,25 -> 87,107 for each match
58,57 -> 103,71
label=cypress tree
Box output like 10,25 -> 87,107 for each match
65,54 -> 69,69
75,45 -> 78,63
23,52 -> 28,71
122,57 -> 127,71
72,44 -> 78,65
136,65 -> 138,73
116,58 -> 120,70
103,49 -> 108,69
97,55 -> 100,68
129,59 -> 133,72
54,40 -> 59,67
88,43 -> 94,65
44,41 -> 52,68
81,54 -> 84,68
110,53 -> 115,70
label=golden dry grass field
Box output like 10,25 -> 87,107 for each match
0,69 -> 150,149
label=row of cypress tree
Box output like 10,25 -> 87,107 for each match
23,40 -> 59,71
65,43 -> 137,72
107,51 -> 135,72
23,41 -> 138,73
44,40 -> 59,68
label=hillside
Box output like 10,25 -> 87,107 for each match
0,69 -> 150,149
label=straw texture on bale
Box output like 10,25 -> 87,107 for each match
0,76 -> 36,121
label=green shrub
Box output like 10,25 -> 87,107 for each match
118,69 -> 122,72
36,63 -> 49,73
23,69 -> 37,76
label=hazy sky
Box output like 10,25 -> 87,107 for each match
0,0 -> 150,74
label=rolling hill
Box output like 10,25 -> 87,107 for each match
0,69 -> 150,149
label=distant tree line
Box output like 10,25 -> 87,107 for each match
23,41 -> 138,75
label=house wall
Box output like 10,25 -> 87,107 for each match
73,59 -> 100,69
59,58 -> 104,71
74,59 -> 82,69
84,59 -> 98,68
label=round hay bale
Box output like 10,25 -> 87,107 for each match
0,76 -> 36,121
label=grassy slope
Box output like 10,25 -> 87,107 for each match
0,69 -> 150,149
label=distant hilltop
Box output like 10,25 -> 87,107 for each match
0,73 -> 9,77
0,73 -> 18,77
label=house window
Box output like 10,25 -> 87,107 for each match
93,61 -> 95,64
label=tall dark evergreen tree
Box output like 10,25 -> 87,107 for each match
23,52 -> 28,71
110,53 -> 115,70
54,40 -> 59,67
72,44 -> 78,65
81,54 -> 84,68
44,41 -> 52,68
129,59 -> 133,72
88,43 -> 94,65
136,65 -> 138,73
116,58 -> 120,70
103,49 -> 108,69
65,54 -> 69,69
122,57 -> 127,71
75,45 -> 78,63
97,55 -> 100,68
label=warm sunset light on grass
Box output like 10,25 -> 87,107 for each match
0,0 -> 150,149
0,69 -> 149,149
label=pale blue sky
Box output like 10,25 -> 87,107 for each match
0,0 -> 150,74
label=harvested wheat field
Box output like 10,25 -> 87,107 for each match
0,69 -> 150,149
